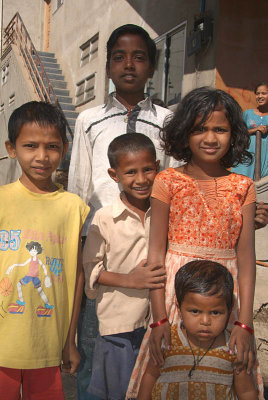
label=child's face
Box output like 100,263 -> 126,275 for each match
179,291 -> 229,347
108,150 -> 159,209
255,85 -> 268,107
189,110 -> 231,167
6,122 -> 68,191
106,33 -> 154,97
29,247 -> 38,257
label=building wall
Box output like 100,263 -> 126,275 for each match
0,45 -> 39,185
216,0 -> 268,110
2,0 -> 45,50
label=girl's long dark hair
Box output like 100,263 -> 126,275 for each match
162,87 -> 252,169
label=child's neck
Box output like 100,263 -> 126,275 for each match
121,192 -> 150,224
20,174 -> 58,194
182,160 -> 230,180
115,91 -> 145,110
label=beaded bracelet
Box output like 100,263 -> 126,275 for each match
234,321 -> 254,335
150,317 -> 169,329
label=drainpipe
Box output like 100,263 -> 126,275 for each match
200,0 -> 206,13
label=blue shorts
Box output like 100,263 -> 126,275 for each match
88,327 -> 146,400
20,276 -> 41,288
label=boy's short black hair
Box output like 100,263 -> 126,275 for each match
106,24 -> 157,67
108,133 -> 156,168
8,101 -> 67,145
175,260 -> 234,312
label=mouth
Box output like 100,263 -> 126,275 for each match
122,74 -> 136,81
200,147 -> 219,154
133,186 -> 150,193
32,166 -> 50,173
197,330 -> 212,337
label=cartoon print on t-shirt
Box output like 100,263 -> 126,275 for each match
5,241 -> 54,317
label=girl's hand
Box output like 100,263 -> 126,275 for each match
62,342 -> 81,374
149,321 -> 171,366
229,325 -> 255,374
129,260 -> 166,290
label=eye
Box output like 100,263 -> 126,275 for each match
23,144 -> 36,148
211,310 -> 221,315
189,309 -> 199,314
112,54 -> 124,62
48,144 -> 60,149
126,169 -> 136,175
135,54 -> 146,61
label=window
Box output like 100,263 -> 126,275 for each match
75,74 -> 95,106
80,34 -> 99,67
1,63 -> 9,85
9,93 -> 15,106
147,24 -> 186,107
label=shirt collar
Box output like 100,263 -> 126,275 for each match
112,194 -> 151,219
105,92 -> 156,114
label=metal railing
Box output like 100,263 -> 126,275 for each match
2,12 -> 73,139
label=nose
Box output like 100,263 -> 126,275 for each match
124,55 -> 134,70
203,130 -> 218,145
200,313 -> 211,326
136,171 -> 147,185
36,145 -> 48,161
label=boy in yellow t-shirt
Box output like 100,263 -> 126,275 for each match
0,101 -> 89,399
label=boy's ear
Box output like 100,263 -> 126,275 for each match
108,167 -> 120,183
5,141 -> 16,159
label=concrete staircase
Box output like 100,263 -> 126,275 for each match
36,51 -> 78,165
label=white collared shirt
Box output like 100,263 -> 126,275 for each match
68,94 -> 177,233
83,195 -> 151,335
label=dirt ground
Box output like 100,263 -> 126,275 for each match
62,264 -> 268,400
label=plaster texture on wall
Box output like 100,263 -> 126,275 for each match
2,0 -> 44,50
0,45 -> 39,185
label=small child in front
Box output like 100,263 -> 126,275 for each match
138,260 -> 258,400
83,133 -> 166,400
0,101 -> 89,399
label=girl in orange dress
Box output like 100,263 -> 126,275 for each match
127,87 -> 263,399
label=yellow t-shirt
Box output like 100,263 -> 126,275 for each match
0,180 -> 89,369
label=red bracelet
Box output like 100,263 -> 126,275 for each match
150,317 -> 169,329
234,321 -> 254,335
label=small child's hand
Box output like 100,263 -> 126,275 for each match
229,325 -> 255,374
129,260 -> 166,289
149,321 -> 171,367
62,342 -> 81,374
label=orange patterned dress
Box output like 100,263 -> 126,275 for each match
152,324 -> 236,400
127,169 -> 263,399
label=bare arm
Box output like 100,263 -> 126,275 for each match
97,261 -> 166,290
137,358 -> 160,400
229,202 -> 256,373
233,369 -> 258,399
148,198 -> 170,366
62,237 -> 84,374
